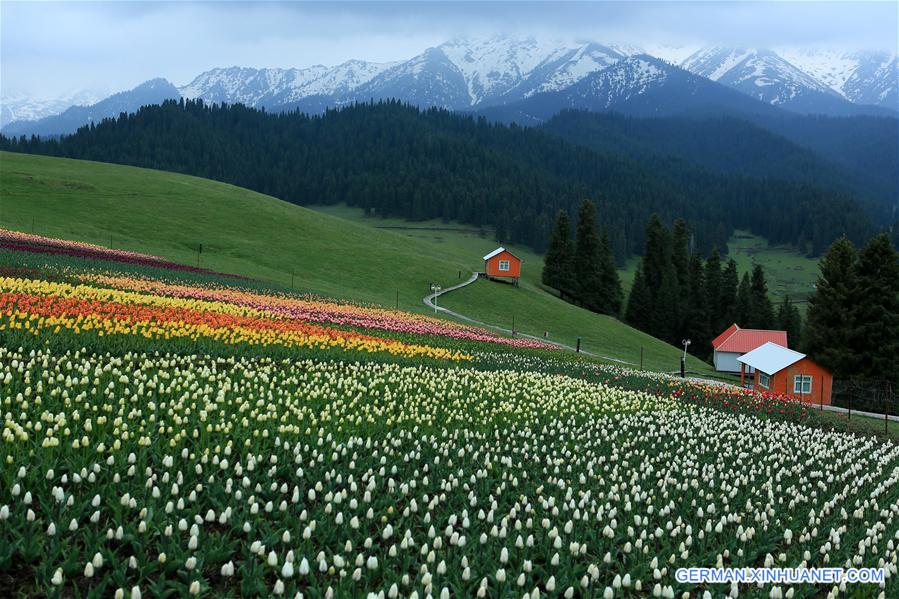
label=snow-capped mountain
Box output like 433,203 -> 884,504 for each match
352,47 -> 472,109
680,47 -> 895,115
0,89 -> 106,128
433,37 -> 630,105
179,37 -> 635,111
2,79 -> 180,137
3,36 -> 896,137
778,49 -> 898,110
479,55 -> 781,124
178,60 -> 399,108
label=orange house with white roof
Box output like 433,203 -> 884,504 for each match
483,247 -> 521,284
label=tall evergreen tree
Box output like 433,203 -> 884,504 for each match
851,233 -> 899,383
598,229 -> 624,315
671,219 -> 690,287
625,262 -> 652,332
684,254 -> 711,355
720,258 -> 740,328
573,200 -> 605,312
642,214 -> 672,294
748,264 -> 775,328
735,273 -> 753,327
803,237 -> 859,379
704,247 -> 723,332
671,218 -> 691,333
653,266 -> 681,343
776,296 -> 803,349
641,214 -> 677,339
542,210 -> 575,296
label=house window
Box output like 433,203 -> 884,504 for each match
759,373 -> 770,389
498,260 -> 510,272
793,375 -> 812,394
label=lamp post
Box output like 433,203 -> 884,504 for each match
430,283 -> 442,314
681,339 -> 691,378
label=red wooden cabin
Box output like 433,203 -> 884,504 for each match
483,247 -> 522,283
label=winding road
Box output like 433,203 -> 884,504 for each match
422,272 -> 636,364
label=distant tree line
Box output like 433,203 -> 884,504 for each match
541,200 -> 622,315
0,98 -> 875,261
804,234 -> 899,384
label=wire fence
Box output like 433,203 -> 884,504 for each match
831,379 -> 897,417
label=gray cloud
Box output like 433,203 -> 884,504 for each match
2,1 -> 896,99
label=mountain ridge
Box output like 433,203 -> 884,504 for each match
3,37 -> 895,136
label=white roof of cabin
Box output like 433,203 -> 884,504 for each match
483,247 -> 506,261
737,342 -> 805,375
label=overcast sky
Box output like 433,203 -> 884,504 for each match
2,1 -> 896,99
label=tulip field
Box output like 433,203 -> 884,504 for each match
2,229 -> 898,598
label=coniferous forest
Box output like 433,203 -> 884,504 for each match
804,234 -> 899,385
0,99 -> 878,262
541,210 -> 808,358
542,200 -> 622,316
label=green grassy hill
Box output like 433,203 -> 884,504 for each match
0,151 -> 713,374
313,205 -> 705,370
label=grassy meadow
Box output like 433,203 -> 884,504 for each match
0,152 -> 710,373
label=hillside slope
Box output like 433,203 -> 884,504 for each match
0,152 -> 713,373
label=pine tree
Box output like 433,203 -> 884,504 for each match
625,262 -> 652,331
705,247 -> 723,332
641,214 -> 675,339
776,296 -> 802,349
804,237 -> 859,378
598,229 -> 624,315
735,273 -> 753,327
542,210 -> 575,296
748,264 -> 775,328
684,253 -> 711,355
851,233 -> 899,383
671,219 -> 691,334
671,219 -> 690,288
573,200 -> 605,312
642,214 -> 671,294
720,258 -> 739,329
653,265 -> 681,344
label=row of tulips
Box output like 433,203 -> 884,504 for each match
0,228 -> 248,279
71,272 -> 556,350
1,348 -> 897,597
475,351 -> 811,421
0,276 -> 468,362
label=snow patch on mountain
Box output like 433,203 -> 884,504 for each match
681,47 -> 841,106
0,89 -> 106,127
179,60 -> 398,107
776,48 -> 861,92
438,36 -> 571,104
778,48 -> 898,109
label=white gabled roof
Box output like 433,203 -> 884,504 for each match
483,247 -> 506,261
737,342 -> 805,375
